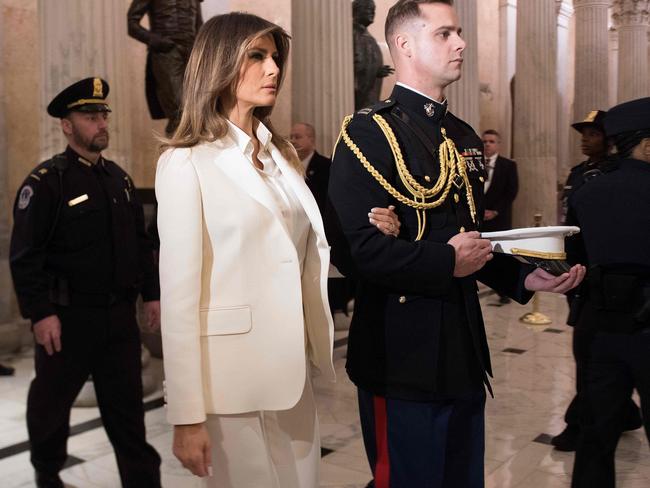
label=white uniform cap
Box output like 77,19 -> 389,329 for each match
481,226 -> 580,275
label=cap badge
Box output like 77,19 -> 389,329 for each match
93,78 -> 103,98
424,103 -> 435,117
584,110 -> 598,123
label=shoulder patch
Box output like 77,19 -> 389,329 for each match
18,185 -> 34,210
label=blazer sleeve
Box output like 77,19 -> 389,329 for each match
155,147 -> 207,425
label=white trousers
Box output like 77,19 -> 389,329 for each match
203,375 -> 320,488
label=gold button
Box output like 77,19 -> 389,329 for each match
479,176 -> 485,182
454,194 -> 460,203
424,175 -> 431,182
399,296 -> 406,304
460,227 -> 466,233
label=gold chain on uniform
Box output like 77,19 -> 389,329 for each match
337,113 -> 477,240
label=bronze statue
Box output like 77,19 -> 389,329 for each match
127,0 -> 203,135
353,0 -> 394,110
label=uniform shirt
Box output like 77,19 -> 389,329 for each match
10,146 -> 159,323
484,154 -> 497,193
226,120 -> 311,273
568,158 -> 650,268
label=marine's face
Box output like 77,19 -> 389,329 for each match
410,3 -> 465,89
580,127 -> 606,158
482,134 -> 500,158
63,111 -> 110,153
236,34 -> 280,109
290,124 -> 315,160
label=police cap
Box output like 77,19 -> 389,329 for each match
604,97 -> 650,137
571,110 -> 606,133
47,77 -> 111,118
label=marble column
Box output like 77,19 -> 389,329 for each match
446,0 -> 480,131
38,0 -> 133,172
613,0 -> 650,102
512,0 -> 558,227
498,0 -> 517,157
570,0 -> 610,173
609,27 -> 619,106
291,0 -> 354,155
556,0 -> 574,183
0,12 -> 12,323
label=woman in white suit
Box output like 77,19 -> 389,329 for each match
155,12 -> 399,488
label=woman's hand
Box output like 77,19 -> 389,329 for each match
173,423 -> 212,477
369,205 -> 401,237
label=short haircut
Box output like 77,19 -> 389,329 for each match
385,0 -> 454,45
482,129 -> 501,140
295,122 -> 316,139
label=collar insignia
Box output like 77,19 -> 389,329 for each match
424,103 -> 435,117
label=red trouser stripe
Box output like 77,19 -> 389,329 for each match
373,395 -> 390,488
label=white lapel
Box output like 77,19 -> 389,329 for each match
270,144 -> 326,241
205,139 -> 287,231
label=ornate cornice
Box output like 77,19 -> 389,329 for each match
612,0 -> 650,27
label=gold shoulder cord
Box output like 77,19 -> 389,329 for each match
337,114 -> 477,240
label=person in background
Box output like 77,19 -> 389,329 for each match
481,129 -> 518,305
10,77 -> 161,488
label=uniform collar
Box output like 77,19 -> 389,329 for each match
226,118 -> 273,156
65,145 -> 109,173
393,83 -> 448,123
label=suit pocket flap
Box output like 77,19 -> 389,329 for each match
200,306 -> 252,336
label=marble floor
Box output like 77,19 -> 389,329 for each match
0,291 -> 648,487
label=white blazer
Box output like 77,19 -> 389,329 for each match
155,125 -> 335,426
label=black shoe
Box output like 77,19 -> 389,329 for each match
35,472 -> 64,488
0,364 -> 14,376
551,425 -> 579,452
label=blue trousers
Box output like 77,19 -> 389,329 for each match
358,388 -> 486,488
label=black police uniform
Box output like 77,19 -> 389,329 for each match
9,78 -> 161,487
329,84 -> 534,487
555,111 -> 642,451
567,98 -> 650,488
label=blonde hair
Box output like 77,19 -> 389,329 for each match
161,12 -> 300,171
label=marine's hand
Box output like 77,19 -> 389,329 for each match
149,34 -> 176,53
173,423 -> 212,478
143,300 -> 161,332
369,205 -> 401,237
33,315 -> 62,356
448,231 -> 493,277
524,264 -> 586,293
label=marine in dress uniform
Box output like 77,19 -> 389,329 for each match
10,78 -> 161,488
568,97 -> 650,488
553,110 -> 642,452
329,83 -> 537,488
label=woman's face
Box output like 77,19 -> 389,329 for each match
236,34 -> 280,109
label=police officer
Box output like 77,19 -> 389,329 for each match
568,97 -> 650,488
328,1 -> 585,486
10,78 -> 161,488
552,110 -> 642,451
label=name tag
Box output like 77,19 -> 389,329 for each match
68,194 -> 89,207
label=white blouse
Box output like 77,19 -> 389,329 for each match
226,119 -> 311,273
